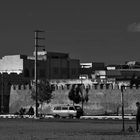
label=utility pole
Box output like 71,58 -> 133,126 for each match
121,85 -> 125,132
80,70 -> 84,112
34,30 -> 45,117
1,73 -> 4,114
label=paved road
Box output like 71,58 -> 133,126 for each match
0,118 -> 139,140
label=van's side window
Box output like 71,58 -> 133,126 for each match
62,107 -> 68,110
54,106 -> 61,110
69,107 -> 75,110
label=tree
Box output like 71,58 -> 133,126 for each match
31,80 -> 53,110
68,84 -> 76,104
68,84 -> 89,111
68,84 -> 81,104
85,87 -> 89,103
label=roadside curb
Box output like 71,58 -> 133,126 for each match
0,115 -> 136,120
80,116 -> 135,120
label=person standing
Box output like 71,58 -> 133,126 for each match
136,102 -> 140,132
28,106 -> 34,116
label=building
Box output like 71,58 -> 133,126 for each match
0,51 -> 80,80
106,61 -> 140,82
0,51 -> 80,113
80,62 -> 105,81
80,61 -> 140,83
45,52 -> 80,79
80,63 -> 92,79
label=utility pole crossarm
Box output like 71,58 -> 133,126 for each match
35,37 -> 45,40
35,45 -> 45,48
34,30 -> 45,33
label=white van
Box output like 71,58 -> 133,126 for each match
51,104 -> 79,118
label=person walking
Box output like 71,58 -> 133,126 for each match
136,102 -> 140,132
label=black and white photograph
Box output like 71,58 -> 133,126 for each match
0,0 -> 140,139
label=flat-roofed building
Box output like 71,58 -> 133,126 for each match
0,51 -> 80,80
80,62 -> 106,80
0,51 -> 80,113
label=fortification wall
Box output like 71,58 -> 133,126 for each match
0,73 -> 31,113
9,83 -> 140,115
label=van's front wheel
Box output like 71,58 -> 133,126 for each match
54,114 -> 60,118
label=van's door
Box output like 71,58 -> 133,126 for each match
53,106 -> 61,116
69,106 -> 76,116
61,106 -> 69,117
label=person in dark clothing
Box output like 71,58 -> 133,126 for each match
136,102 -> 140,132
19,107 -> 26,118
75,106 -> 83,119
19,107 -> 26,115
28,106 -> 34,116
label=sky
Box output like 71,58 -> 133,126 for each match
0,0 -> 140,64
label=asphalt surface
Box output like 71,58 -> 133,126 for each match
0,117 -> 137,132
0,118 -> 139,140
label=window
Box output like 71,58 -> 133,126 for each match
69,107 -> 75,110
54,106 -> 61,110
62,107 -> 68,110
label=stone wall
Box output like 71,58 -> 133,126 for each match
9,84 -> 140,115
0,73 -> 30,113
